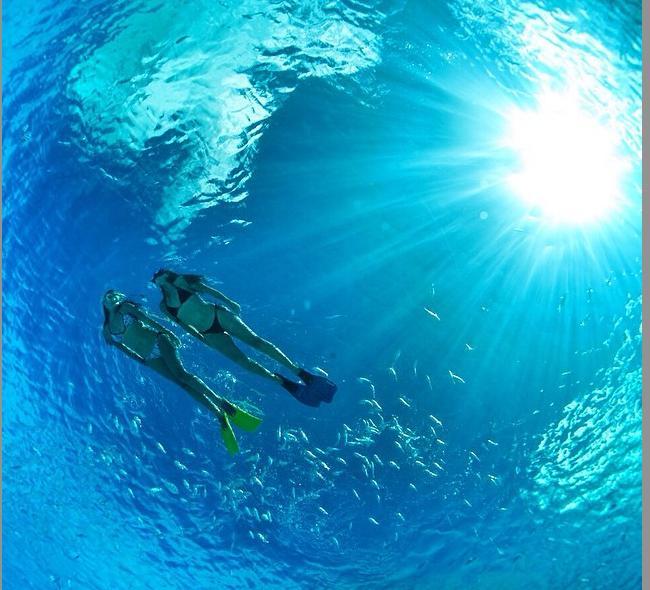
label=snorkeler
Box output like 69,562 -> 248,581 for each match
151,270 -> 336,407
102,289 -> 261,454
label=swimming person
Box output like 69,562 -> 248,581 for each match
102,289 -> 262,454
151,270 -> 337,407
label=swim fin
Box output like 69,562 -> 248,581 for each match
219,414 -> 239,455
227,405 -> 263,432
275,373 -> 321,407
298,369 -> 337,404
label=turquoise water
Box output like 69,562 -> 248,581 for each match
3,0 -> 642,588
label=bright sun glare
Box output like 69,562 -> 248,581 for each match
505,90 -> 627,224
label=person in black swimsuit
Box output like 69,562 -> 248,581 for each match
152,270 -> 337,407
102,289 -> 261,454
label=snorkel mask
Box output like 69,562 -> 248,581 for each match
103,289 -> 126,311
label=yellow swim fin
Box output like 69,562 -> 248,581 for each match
219,414 -> 239,455
229,406 -> 262,432
219,399 -> 263,432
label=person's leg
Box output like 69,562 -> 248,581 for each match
153,335 -> 225,415
151,337 -> 259,454
203,331 -> 281,384
216,309 -> 301,376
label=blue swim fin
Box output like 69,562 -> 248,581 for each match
275,373 -> 321,407
298,369 -> 337,404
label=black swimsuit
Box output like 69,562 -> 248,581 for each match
166,283 -> 225,335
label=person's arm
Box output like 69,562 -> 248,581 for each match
103,323 -> 116,345
102,324 -> 146,363
112,341 -> 147,364
122,302 -> 182,346
195,280 -> 241,314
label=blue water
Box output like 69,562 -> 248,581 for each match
3,0 -> 642,588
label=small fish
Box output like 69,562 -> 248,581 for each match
465,343 -> 475,351
370,479 -> 380,490
469,451 -> 480,462
305,450 -> 318,460
369,517 -> 379,526
257,533 -> 269,544
315,471 -> 326,482
396,512 -> 405,522
399,397 -> 411,408
425,469 -> 438,478
388,367 -> 397,380
425,375 -> 433,390
336,457 -> 347,466
358,377 -> 376,397
372,454 -> 383,466
353,489 -> 361,500
174,460 -> 188,471
413,360 -> 418,376
463,499 -> 472,508
487,439 -> 498,446
433,462 -> 444,471
333,537 -> 340,549
408,483 -> 417,491
389,461 -> 400,470
415,460 -> 426,468
424,308 -> 441,321
156,442 -> 167,454
429,415 -> 443,427
252,477 -> 263,488
436,438 -> 446,446
448,370 -> 465,384
318,506 -> 329,516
